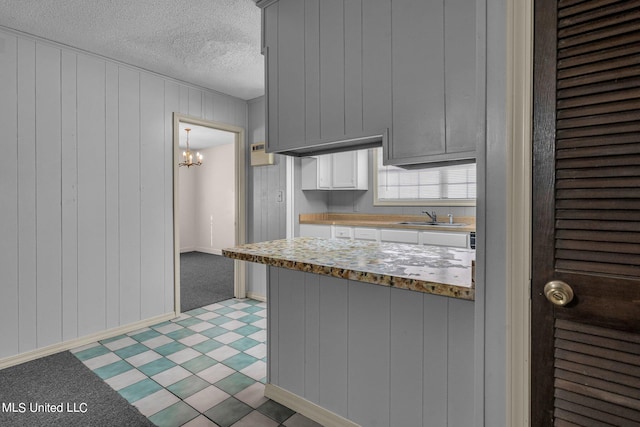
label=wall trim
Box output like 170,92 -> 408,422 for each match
264,384 -> 360,427
0,312 -> 176,370
506,0 -> 533,425
246,292 -> 267,303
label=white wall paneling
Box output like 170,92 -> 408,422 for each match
267,266 -> 476,427
0,33 -> 19,358
0,26 -> 248,365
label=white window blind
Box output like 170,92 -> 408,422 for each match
374,148 -> 476,206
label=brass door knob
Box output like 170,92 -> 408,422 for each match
544,280 -> 574,306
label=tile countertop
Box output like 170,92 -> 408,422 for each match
299,213 -> 476,232
223,237 -> 475,301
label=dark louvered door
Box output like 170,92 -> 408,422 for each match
532,0 -> 640,425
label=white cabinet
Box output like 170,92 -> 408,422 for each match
301,150 -> 368,190
380,229 -> 419,244
354,228 -> 379,242
299,224 -> 332,238
334,226 -> 353,239
419,231 -> 469,248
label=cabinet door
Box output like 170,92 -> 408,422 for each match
444,0 -> 482,155
276,0 -> 306,150
319,0 -> 345,141
317,155 -> 332,189
299,224 -> 332,238
263,3 -> 279,152
331,152 -> 357,188
389,0 -> 445,163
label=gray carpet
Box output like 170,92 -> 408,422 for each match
0,351 -> 154,427
180,252 -> 234,312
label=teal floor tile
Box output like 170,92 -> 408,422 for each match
234,324 -> 261,337
93,360 -> 133,380
203,397 -> 252,427
119,378 -> 163,403
238,314 -> 262,324
129,329 -> 162,343
201,326 -> 229,339
222,353 -> 258,371
192,339 -> 224,354
151,320 -> 172,330
74,345 -> 110,361
214,372 -> 256,395
99,334 -> 128,345
257,400 -> 296,423
210,316 -> 233,326
242,305 -> 264,314
149,401 -> 199,427
167,375 -> 210,399
181,355 -> 218,374
176,317 -> 202,328
186,307 -> 208,316
115,343 -> 149,359
218,300 -> 238,307
138,357 -> 177,377
228,337 -> 260,352
155,341 -> 187,356
166,328 -> 196,341
214,306 -> 236,315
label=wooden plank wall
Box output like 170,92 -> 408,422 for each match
268,267 -> 476,427
0,28 -> 247,360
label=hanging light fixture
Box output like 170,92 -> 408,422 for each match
178,128 -> 203,167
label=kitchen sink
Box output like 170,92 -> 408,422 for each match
397,221 -> 468,227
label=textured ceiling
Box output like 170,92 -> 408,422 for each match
0,0 -> 264,100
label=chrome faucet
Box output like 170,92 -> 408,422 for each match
422,210 -> 437,223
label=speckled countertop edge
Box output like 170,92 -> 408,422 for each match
223,237 -> 475,301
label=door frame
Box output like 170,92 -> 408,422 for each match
172,112 -> 247,315
506,0 -> 533,425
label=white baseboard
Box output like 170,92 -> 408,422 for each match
0,312 -> 176,370
246,292 -> 266,302
264,383 -> 360,427
195,247 -> 223,256
180,247 -> 196,253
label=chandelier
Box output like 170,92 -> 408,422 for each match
179,128 -> 203,167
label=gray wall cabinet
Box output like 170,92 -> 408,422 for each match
257,0 -> 485,166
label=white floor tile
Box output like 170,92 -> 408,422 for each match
166,348 -> 201,365
225,310 -> 247,319
201,303 -> 224,311
233,410 -> 279,427
219,320 -> 247,331
82,352 -> 121,370
151,365 -> 192,387
179,333 -> 209,347
247,330 -> 266,343
105,368 -> 147,391
133,389 -> 180,417
254,309 -> 267,318
206,346 -> 240,362
103,336 -> 138,351
142,335 -> 174,349
234,382 -> 268,409
126,327 -> 151,336
188,322 -> 215,333
244,343 -> 266,360
126,350 -> 162,367
183,385 -> 230,413
240,360 -> 267,381
196,363 -> 235,384
252,318 -> 267,329
195,311 -> 219,321
181,414 -> 219,427
172,313 -> 192,322
214,331 -> 243,344
230,302 -> 251,309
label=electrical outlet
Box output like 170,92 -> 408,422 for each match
276,190 -> 284,203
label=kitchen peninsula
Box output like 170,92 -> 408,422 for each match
223,237 -> 476,427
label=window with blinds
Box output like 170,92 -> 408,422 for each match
373,148 -> 476,206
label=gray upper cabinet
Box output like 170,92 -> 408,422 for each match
258,0 -> 485,166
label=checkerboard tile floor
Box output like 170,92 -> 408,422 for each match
71,299 -> 322,427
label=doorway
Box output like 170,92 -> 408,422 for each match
173,113 -> 247,315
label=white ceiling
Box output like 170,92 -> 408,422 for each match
0,0 -> 264,100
